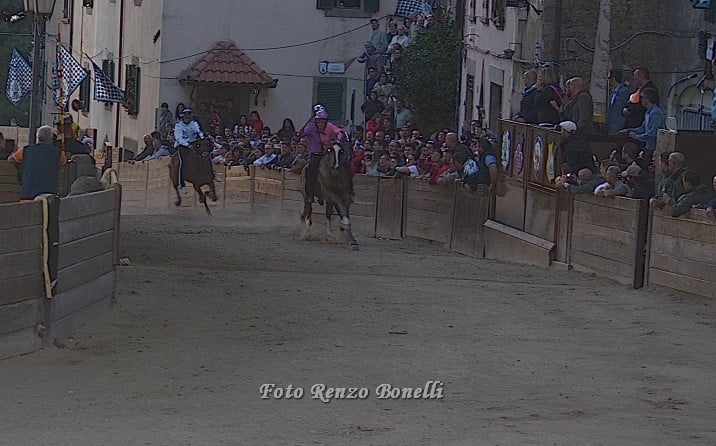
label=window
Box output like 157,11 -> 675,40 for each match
78,65 -> 90,112
491,0 -> 506,30
480,0 -> 490,25
469,0 -> 477,22
464,74 -> 475,125
314,79 -> 345,124
488,82 -> 502,132
316,0 -> 379,14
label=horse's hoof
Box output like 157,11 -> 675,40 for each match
350,244 -> 359,251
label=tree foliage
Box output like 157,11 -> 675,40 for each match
393,23 -> 461,135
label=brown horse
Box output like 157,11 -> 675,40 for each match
169,139 -> 217,215
300,142 -> 358,250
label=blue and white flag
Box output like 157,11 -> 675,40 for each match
91,60 -> 125,103
52,44 -> 88,108
5,48 -> 32,107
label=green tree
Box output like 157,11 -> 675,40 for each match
393,23 -> 460,135
0,0 -> 33,127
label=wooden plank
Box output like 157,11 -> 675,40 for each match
570,250 -> 630,281
57,230 -> 113,269
574,194 -> 641,212
571,232 -> 631,265
650,213 -> 716,244
405,221 -> 451,244
572,219 -> 633,245
0,274 -> 44,306
484,219 -> 554,267
47,293 -> 112,343
0,250 -> 42,281
650,235 -> 716,264
649,251 -> 716,282
405,208 -> 452,229
450,187 -> 490,257
254,177 -> 282,197
0,326 -> 42,360
0,225 -> 42,254
375,178 -> 403,239
0,201 -> 43,230
59,189 -> 116,221
50,271 -> 115,321
58,210 -> 114,244
573,201 -> 636,231
0,298 -> 42,335
406,195 -> 453,214
648,268 -> 716,299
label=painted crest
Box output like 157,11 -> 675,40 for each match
533,136 -> 544,181
514,137 -> 524,175
501,130 -> 511,171
546,141 -> 556,182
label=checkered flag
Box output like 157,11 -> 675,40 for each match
91,60 -> 125,103
5,48 -> 32,107
394,0 -> 436,17
52,44 -> 88,108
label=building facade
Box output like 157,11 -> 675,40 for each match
459,0 -> 716,133
63,0 -> 395,155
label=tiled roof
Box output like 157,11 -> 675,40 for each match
182,41 -> 277,87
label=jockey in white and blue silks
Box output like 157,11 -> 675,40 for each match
174,108 -> 205,193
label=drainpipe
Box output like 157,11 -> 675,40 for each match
589,0 -> 611,125
113,0 -> 124,152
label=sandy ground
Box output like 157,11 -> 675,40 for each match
2,212 -> 715,446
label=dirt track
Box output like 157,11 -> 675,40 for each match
2,213 -> 716,445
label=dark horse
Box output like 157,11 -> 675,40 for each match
169,139 -> 218,215
300,142 -> 358,250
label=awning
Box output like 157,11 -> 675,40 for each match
181,41 -> 278,87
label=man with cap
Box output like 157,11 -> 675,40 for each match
357,41 -> 386,72
559,120 -> 594,173
299,109 -> 348,203
174,108 -> 205,193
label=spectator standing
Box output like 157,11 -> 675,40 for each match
618,88 -> 664,154
277,118 -> 296,143
560,77 -> 594,136
157,102 -> 174,140
394,99 -> 413,129
533,67 -> 564,125
366,67 -> 380,93
8,125 -> 67,201
607,69 -> 630,134
558,121 -> 594,173
174,103 -> 186,122
389,24 -> 411,50
368,18 -> 388,53
221,99 -> 239,133
623,67 -> 659,129
248,110 -> 264,134
361,91 -> 385,125
372,72 -> 394,105
357,42 -> 386,73
234,115 -> 252,136
513,70 -> 538,123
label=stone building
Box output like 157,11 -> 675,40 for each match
460,0 -> 716,133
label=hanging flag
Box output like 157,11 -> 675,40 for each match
5,48 -> 32,107
91,60 -> 125,103
52,44 -> 88,108
395,0 -> 437,18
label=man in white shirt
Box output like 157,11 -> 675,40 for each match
174,108 -> 205,193
389,24 -> 410,50
368,18 -> 388,53
253,144 -> 278,167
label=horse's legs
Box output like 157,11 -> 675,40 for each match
208,181 -> 218,202
325,202 -> 333,236
173,185 -> 182,207
334,200 -> 358,249
194,184 -> 211,215
300,195 -> 313,227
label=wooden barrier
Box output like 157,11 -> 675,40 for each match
224,165 -> 253,213
0,126 -> 28,149
0,201 -> 44,359
646,205 -> 716,299
375,177 -> 404,239
118,161 -> 149,213
350,175 -> 378,237
0,160 -> 20,204
404,180 -> 455,245
0,187 -> 120,359
450,185 -> 491,257
145,158 -> 172,211
252,166 -> 283,212
570,195 -> 648,288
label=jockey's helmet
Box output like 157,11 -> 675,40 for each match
182,108 -> 193,116
315,110 -> 328,120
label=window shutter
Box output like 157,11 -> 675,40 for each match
363,0 -> 380,12
125,64 -> 140,115
79,71 -> 90,112
316,81 -> 344,124
316,0 -> 334,10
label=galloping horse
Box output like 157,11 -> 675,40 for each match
300,142 -> 358,250
169,139 -> 217,215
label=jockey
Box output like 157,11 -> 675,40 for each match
299,108 -> 348,203
174,108 -> 205,194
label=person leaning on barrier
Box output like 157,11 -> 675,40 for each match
555,168 -> 605,194
705,175 -> 716,218
558,121 -> 594,174
8,125 -> 67,201
654,151 -> 687,209
594,165 -> 628,198
668,170 -> 715,217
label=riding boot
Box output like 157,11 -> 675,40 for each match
305,153 -> 322,203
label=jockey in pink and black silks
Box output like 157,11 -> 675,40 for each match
299,108 -> 348,203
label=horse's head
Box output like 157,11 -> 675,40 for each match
188,139 -> 213,159
324,142 -> 351,170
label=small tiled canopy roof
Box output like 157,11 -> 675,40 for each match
181,41 -> 277,87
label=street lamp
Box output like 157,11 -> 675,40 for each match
24,0 -> 56,145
